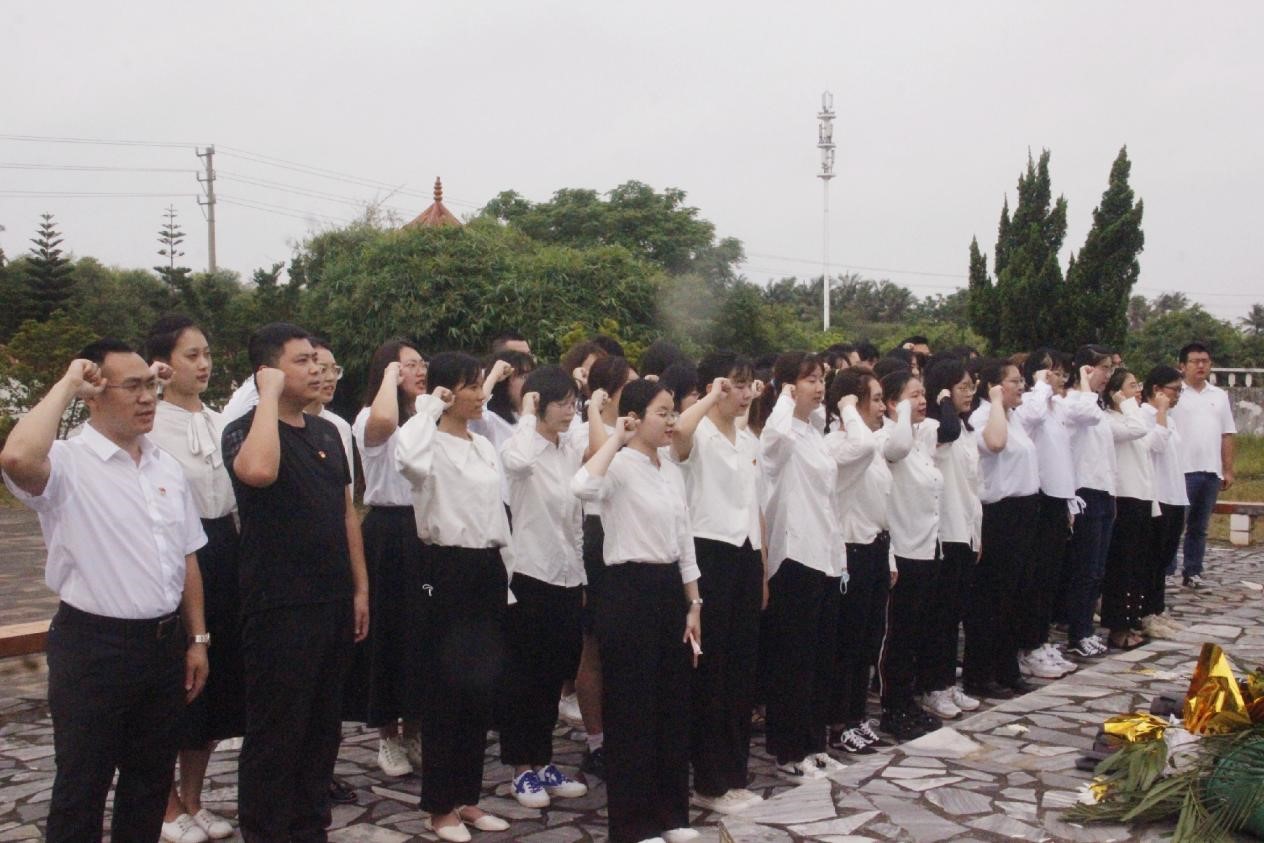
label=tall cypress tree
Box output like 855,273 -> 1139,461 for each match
23,213 -> 75,321
154,205 -> 193,293
967,151 -> 1070,352
1064,147 -> 1144,349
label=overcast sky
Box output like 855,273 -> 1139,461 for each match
2,1 -> 1260,321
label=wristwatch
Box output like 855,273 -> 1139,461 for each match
190,632 -> 212,646
689,598 -> 704,607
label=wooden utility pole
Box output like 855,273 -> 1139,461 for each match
196,145 -> 217,272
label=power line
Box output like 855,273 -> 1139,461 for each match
0,133 -> 205,149
219,195 -> 350,225
0,162 -> 195,173
0,190 -> 194,198
217,170 -> 411,212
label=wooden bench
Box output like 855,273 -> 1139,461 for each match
0,620 -> 50,659
1214,501 -> 1264,546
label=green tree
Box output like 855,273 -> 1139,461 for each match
967,236 -> 1000,349
1064,147 -> 1145,349
154,205 -> 193,293
0,312 -> 97,435
1122,305 -> 1241,377
66,259 -> 172,348
1239,303 -> 1264,336
23,213 -> 76,321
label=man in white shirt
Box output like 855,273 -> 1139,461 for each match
1,340 -> 209,842
1169,341 -> 1237,587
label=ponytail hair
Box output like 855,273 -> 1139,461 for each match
825,366 -> 877,432
1068,344 -> 1112,390
751,351 -> 823,431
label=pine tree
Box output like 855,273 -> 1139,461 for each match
966,237 -> 1000,349
154,205 -> 193,293
1064,147 -> 1145,349
23,213 -> 75,321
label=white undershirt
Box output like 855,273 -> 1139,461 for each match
352,407 -> 413,507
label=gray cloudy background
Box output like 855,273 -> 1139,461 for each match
2,1 -> 1260,319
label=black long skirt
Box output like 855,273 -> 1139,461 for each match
343,505 -> 423,726
183,514 -> 245,746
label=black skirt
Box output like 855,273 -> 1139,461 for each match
183,514 -> 246,746
343,505 -> 424,726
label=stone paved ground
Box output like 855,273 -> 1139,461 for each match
1,505 -> 1261,841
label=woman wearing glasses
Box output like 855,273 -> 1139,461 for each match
349,340 -> 428,778
145,315 -> 240,843
1139,367 -> 1187,638
572,378 -> 702,843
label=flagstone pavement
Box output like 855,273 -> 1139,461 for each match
1,505 -> 1261,841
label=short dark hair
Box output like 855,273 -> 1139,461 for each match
78,337 -> 135,366
880,369 -> 917,411
1021,347 -> 1062,388
854,340 -> 880,364
491,331 -> 528,354
619,378 -> 669,418
1142,365 -> 1182,402
1179,341 -> 1211,363
973,358 -> 1016,407
1068,344 -> 1113,389
924,357 -> 968,420
427,352 -> 482,393
1102,367 -> 1134,410
248,322 -> 310,370
308,336 -> 332,353
901,335 -> 930,347
589,334 -> 626,358
872,356 -> 910,380
752,351 -> 824,431
560,340 -> 606,377
145,314 -> 203,362
638,339 -> 688,378
589,355 -> 634,396
523,365 -> 578,410
660,361 -> 700,413
697,350 -> 754,386
822,343 -> 857,371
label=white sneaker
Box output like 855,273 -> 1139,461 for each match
192,808 -> 233,840
809,751 -> 846,774
921,689 -> 962,719
663,828 -> 700,843
403,733 -> 423,769
378,735 -> 413,777
949,685 -> 980,712
558,692 -> 584,728
1041,643 -> 1077,674
1019,650 -> 1065,679
161,814 -> 209,843
692,789 -> 753,814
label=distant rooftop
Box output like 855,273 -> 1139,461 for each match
403,177 -> 462,228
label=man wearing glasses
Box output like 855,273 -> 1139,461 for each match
1,339 -> 210,841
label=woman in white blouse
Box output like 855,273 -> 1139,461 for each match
758,352 -> 845,781
963,360 -> 1045,702
395,352 -> 512,842
572,378 -> 702,843
824,367 -> 894,755
145,315 -> 240,842
920,357 -> 982,720
497,366 -> 590,809
1139,366 -> 1188,638
874,368 -> 944,742
1102,368 -> 1170,651
350,340 -> 427,777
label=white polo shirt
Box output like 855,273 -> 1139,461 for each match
3,423 -> 206,619
1170,381 -> 1236,476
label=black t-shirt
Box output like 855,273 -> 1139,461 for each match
222,409 -> 353,614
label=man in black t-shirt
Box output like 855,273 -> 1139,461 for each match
221,323 -> 369,842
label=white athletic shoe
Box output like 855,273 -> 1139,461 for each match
378,735 -> 413,777
161,814 -> 209,843
921,689 -> 962,719
558,692 -> 584,728
692,789 -> 754,814
949,685 -> 981,712
192,808 -> 233,840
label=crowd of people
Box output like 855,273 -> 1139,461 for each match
0,318 -> 1239,843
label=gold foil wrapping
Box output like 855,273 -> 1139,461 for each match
1182,644 -> 1259,735
1103,713 -> 1169,743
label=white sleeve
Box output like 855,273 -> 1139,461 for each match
394,394 -> 447,487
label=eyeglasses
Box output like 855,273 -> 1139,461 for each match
655,410 -> 680,423
320,364 -> 344,381
401,360 -> 427,372
104,378 -> 160,396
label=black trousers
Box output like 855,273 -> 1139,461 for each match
239,600 -> 353,843
927,541 -> 974,692
1102,497 -> 1151,632
45,603 -> 186,843
184,515 -> 245,746
1144,503 -> 1186,617
963,494 -> 1039,689
830,536 -> 890,725
1023,493 -> 1071,651
598,562 -> 691,843
762,559 -> 839,765
878,555 -> 940,710
417,545 -> 507,815
499,574 -> 583,767
689,538 -> 763,797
